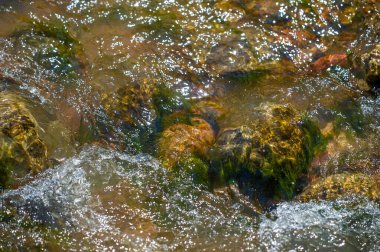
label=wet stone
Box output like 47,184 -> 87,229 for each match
0,93 -> 47,187
209,104 -> 325,199
298,173 -> 380,204
361,44 -> 380,89
8,18 -> 87,79
101,83 -> 155,127
158,117 -> 215,169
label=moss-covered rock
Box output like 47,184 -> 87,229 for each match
209,126 -> 254,182
0,94 -> 47,187
100,83 -> 219,153
172,156 -> 209,186
155,97 -> 226,185
152,85 -> 193,129
101,83 -> 195,129
209,104 -> 325,199
298,173 -> 380,203
101,82 -> 155,127
158,117 -> 215,169
361,44 -> 380,90
190,99 -> 225,124
350,44 -> 380,91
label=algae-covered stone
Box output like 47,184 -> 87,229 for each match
173,156 -> 209,186
298,173 -> 380,203
158,117 -> 215,169
351,44 -> 380,91
209,104 -> 325,199
361,44 -> 380,90
152,85 -> 193,130
190,99 -> 225,125
209,126 -> 255,182
0,94 -> 47,187
101,83 -> 155,127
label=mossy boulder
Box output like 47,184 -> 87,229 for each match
172,156 -> 209,186
209,104 -> 325,199
350,44 -> 380,91
100,83 -> 220,153
158,117 -> 215,169
0,94 -> 47,187
101,83 -> 192,128
209,126 -> 254,181
190,99 -> 225,125
298,173 -> 380,203
101,83 -> 155,127
361,44 -> 380,90
152,85 -> 193,130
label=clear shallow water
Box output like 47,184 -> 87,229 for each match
0,0 -> 380,250
1,146 -> 380,251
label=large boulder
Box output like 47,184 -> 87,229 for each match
209,104 -> 325,199
0,94 -> 47,187
298,173 -> 380,204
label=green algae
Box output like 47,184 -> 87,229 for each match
152,85 -> 192,130
209,105 -> 326,199
172,156 -> 209,186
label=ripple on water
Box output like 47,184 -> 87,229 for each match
259,198 -> 380,252
1,146 -> 379,251
0,0 -> 380,250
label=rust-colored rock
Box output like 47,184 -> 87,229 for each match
311,53 -> 348,72
158,117 -> 215,168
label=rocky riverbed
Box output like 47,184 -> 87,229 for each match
1,0 -> 380,250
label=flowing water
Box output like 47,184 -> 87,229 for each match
1,146 -> 380,251
0,0 -> 380,251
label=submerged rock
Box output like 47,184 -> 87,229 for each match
350,44 -> 380,92
298,173 -> 380,203
209,126 -> 254,180
101,83 -> 155,127
190,99 -> 225,123
310,53 -> 348,72
209,104 -> 325,199
361,44 -> 380,90
0,94 -> 47,187
158,117 -> 215,169
172,156 -> 210,186
0,18 -> 93,139
7,18 -> 87,79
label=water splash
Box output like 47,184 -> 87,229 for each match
1,146 -> 379,251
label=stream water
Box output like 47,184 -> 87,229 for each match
0,0 -> 380,251
1,146 -> 380,251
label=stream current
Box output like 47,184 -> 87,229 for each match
0,0 -> 380,251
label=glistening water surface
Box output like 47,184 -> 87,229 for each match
0,0 -> 380,251
1,146 -> 380,251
